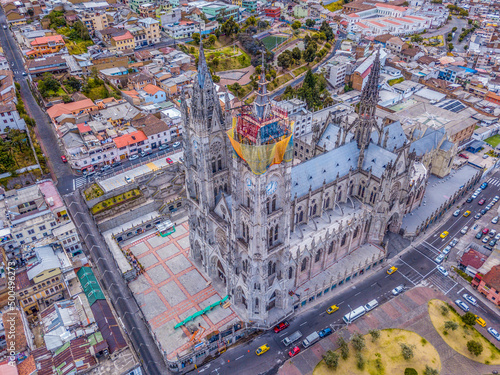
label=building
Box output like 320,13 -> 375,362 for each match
325,55 -> 351,89
242,0 -> 257,12
113,130 -> 148,159
473,264 -> 500,306
163,20 -> 199,39
26,35 -> 65,58
79,12 -> 109,33
25,55 -> 69,77
0,70 -> 16,107
137,17 -> 161,45
351,48 -> 387,91
264,6 -> 281,18
110,31 -> 135,51
182,46 -> 426,324
0,103 -> 26,133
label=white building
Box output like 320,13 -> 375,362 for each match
0,103 -> 26,133
325,55 -> 353,89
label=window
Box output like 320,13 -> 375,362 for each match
16,233 -> 23,239
328,242 -> 334,254
39,225 -> 46,231
301,257 -> 308,272
50,222 -> 57,227
341,233 -> 347,247
274,224 -> 278,241
268,227 -> 274,246
315,249 -> 321,263
28,229 -> 35,235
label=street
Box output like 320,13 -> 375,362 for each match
203,170 -> 500,375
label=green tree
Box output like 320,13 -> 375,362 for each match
356,353 -> 365,370
292,47 -> 301,60
464,45 -> 468,50
304,45 -> 316,63
440,305 -> 449,316
65,76 -> 81,92
444,321 -> 458,331
277,50 -> 292,69
62,95 -> 72,103
192,32 -> 200,45
322,350 -> 339,369
212,75 -> 220,83
305,19 -> 315,27
291,21 -> 301,30
424,366 -> 439,375
351,333 -> 365,352
462,312 -> 476,326
404,369 -> 418,375
369,329 -> 380,342
27,8 -> 34,17
402,1 -> 409,5
466,340 -> 483,356
231,82 -> 241,96
400,343 -> 415,360
320,21 -> 334,41
204,34 -> 217,47
337,336 -> 349,360
211,57 -> 220,67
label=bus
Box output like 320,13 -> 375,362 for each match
156,220 -> 175,237
342,306 -> 366,324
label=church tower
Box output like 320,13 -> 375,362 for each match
354,47 -> 380,154
227,53 -> 295,322
182,42 -> 232,270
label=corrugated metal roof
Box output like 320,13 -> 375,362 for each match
77,267 -> 105,306
26,246 -> 60,280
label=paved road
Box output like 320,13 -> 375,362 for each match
65,192 -> 168,375
203,170 -> 500,375
270,33 -> 345,99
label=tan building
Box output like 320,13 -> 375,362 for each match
111,31 -> 135,51
80,12 -> 109,33
137,17 -> 161,45
386,36 -> 406,54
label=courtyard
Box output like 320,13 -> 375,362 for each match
123,218 -> 240,360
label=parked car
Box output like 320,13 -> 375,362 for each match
492,216 -> 499,224
455,300 -> 469,312
101,164 -> 111,172
318,327 -> 333,338
488,327 -> 500,341
489,239 -> 497,247
458,153 -> 469,159
288,346 -> 301,357
466,197 -> 473,203
476,232 -> 483,239
129,154 -> 139,161
475,213 -> 482,220
476,315 -> 486,327
478,198 -> 486,205
61,155 -> 67,163
483,228 -> 490,235
442,246 -> 451,255
173,141 -> 182,148
481,209 -> 488,215
494,195 -> 500,202
111,162 -> 121,168
490,229 -> 497,237
482,236 -> 490,244
437,266 -> 448,277
392,285 -> 404,295
460,226 -> 468,235
481,182 -> 488,189
449,238 -> 458,247
453,209 -> 461,217
125,176 -> 132,183
483,154 -> 489,159
273,321 -> 290,333
166,157 -> 174,164
435,254 -> 445,263
158,144 -> 170,150
495,233 -> 500,240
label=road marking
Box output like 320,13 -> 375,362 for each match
422,241 -> 441,254
338,301 -> 344,306
300,321 -> 307,326
371,282 -> 377,287
279,332 -> 287,337
398,271 -> 418,286
355,291 -> 361,296
444,282 -> 458,295
412,246 -> 437,263
397,258 -> 424,277
457,287 -> 464,294
235,355 -> 244,361
320,311 -> 327,316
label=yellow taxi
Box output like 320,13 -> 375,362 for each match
475,315 -> 486,327
463,210 -> 471,217
440,231 -> 449,239
327,305 -> 339,314
256,344 -> 270,355
387,266 -> 398,275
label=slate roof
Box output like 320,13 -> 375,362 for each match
410,127 -> 446,157
370,121 -> 407,151
317,123 -> 353,151
362,143 -> 397,177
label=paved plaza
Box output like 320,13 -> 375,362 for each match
125,220 -> 240,360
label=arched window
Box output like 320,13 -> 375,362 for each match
269,227 -> 274,246
301,257 -> 308,272
267,198 -> 270,214
242,222 -> 246,238
214,188 -> 217,200
370,191 -> 374,203
272,262 -> 276,274
350,185 -> 354,195
315,249 -> 321,263
312,204 -> 317,215
272,196 -> 276,211
224,183 -> 228,192
325,197 -> 330,208
338,191 -> 342,201
328,241 -> 334,254
217,155 -> 222,171
255,298 -> 259,307
358,185 -> 362,195
361,187 -> 365,198
268,261 -> 273,276
212,158 -> 216,173
341,233 -> 347,247
299,211 -> 304,222
243,260 -> 248,272
274,224 -> 278,241
288,267 -> 293,279
353,226 -> 359,239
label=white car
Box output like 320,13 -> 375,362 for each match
455,299 -> 470,312
442,246 -> 451,255
453,209 -> 460,217
392,285 -> 404,296
490,229 -> 497,237
494,195 -> 500,202
488,327 -> 500,341
437,266 -> 448,277
449,239 -> 458,247
173,141 -> 181,148
492,216 -> 499,224
482,236 -> 490,244
124,176 -> 132,183
461,226 -> 469,235
435,254 -> 445,264
462,293 -> 477,306
495,233 -> 500,241
129,154 -> 139,161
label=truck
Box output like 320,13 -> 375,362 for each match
302,331 -> 320,348
281,330 -> 302,347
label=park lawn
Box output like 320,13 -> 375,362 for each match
91,189 -> 141,214
213,52 -> 251,72
324,0 -> 344,12
269,74 -> 293,90
261,35 -> 287,50
84,184 -> 104,201
428,299 -> 500,365
293,65 -> 309,76
485,134 -> 500,148
313,329 -> 440,375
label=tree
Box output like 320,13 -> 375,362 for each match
402,1 -> 409,5
440,305 -> 449,316
305,19 -> 315,28
444,321 -> 458,331
351,333 -> 365,352
212,74 -> 220,83
320,21 -> 334,41
291,21 -> 301,30
462,312 -> 476,326
62,95 -> 72,103
222,17 -> 239,37
277,50 -> 292,69
204,34 -> 217,47
211,57 -> 219,68
424,366 -> 439,375
322,350 -> 339,369
292,47 -> 301,61
337,336 -> 349,360
356,353 -> 365,370
192,32 -> 200,45
304,45 -> 316,63
231,82 -> 241,96
467,340 -> 483,356
65,76 -> 81,92
404,369 -> 418,375
27,8 -> 34,17
400,343 -> 415,360
464,45 -> 469,50
369,329 -> 380,342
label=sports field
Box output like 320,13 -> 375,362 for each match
261,35 -> 287,50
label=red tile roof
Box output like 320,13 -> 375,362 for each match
17,355 -> 36,375
142,84 -> 164,96
31,35 -> 64,46
460,249 -> 486,269
483,264 -> 500,291
77,123 -> 92,133
113,31 -> 133,41
113,130 -> 147,148
47,99 -> 96,120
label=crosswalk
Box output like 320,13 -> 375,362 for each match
396,260 -> 458,295
73,177 -> 87,190
423,269 -> 458,295
487,177 -> 500,187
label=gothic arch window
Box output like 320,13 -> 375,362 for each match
255,298 -> 259,307
299,211 -> 304,222
288,267 -> 293,279
269,227 -> 274,246
212,157 -> 216,173
312,204 -> 317,215
242,222 -> 246,238
224,183 -> 228,192
353,226 -> 359,239
341,233 -> 347,247
243,259 -> 248,273
370,191 -> 374,203
315,249 -> 322,263
272,196 -> 276,211
358,185 -> 362,195
268,261 -> 274,276
328,241 -> 334,254
325,197 -> 330,209
350,184 -> 354,195
338,191 -> 342,201
214,188 -> 217,200
217,155 -> 222,171
361,187 -> 365,198
301,257 -> 308,272
274,224 -> 278,241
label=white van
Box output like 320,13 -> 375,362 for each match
342,306 -> 366,324
364,299 -> 378,311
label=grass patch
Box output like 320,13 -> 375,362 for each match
191,46 -> 252,72
324,0 -> 344,12
91,189 -> 141,214
269,74 -> 293,90
388,77 -> 405,86
65,39 -> 94,55
485,134 -> 500,148
313,329 -> 440,375
423,35 -> 444,47
428,299 -> 500,364
293,65 -> 309,76
84,184 -> 104,201
261,35 -> 287,51
230,83 -> 253,99
452,266 -> 473,282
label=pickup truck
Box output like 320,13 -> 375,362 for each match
302,331 -> 320,348
281,330 -> 302,347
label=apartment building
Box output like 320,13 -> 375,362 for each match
79,12 -> 109,33
111,31 -> 135,51
325,55 -> 351,89
26,35 -> 65,58
0,103 -> 26,134
137,17 -> 161,45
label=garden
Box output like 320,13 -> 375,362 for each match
485,134 -> 500,148
84,184 -> 104,201
91,189 -> 141,214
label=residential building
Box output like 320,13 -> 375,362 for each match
351,48 -> 387,91
136,114 -> 173,148
26,35 -> 65,58
79,12 -> 109,33
264,6 -> 281,18
137,17 -> 161,45
47,99 -> 98,124
52,221 -> 82,257
293,4 -> 308,18
386,36 -> 406,54
99,66 -> 130,87
113,130 -> 148,158
201,2 -> 239,21
159,8 -> 182,27
129,0 -> 150,13
0,103 -> 26,134
163,20 -> 199,39
473,264 -> 500,306
25,55 -> 69,77
110,31 -> 135,51
242,0 -> 257,12
325,56 -> 351,89
0,70 -> 16,106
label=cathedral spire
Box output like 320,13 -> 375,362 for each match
253,50 -> 271,120
197,38 -> 212,89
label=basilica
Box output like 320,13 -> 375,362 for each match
181,44 -> 428,324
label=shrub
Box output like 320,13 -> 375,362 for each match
440,305 -> 449,316
462,312 -> 476,326
424,366 -> 439,375
444,320 -> 458,331
400,343 -> 415,360
337,336 -> 349,360
351,333 -> 365,352
404,369 -> 418,375
369,329 -> 380,342
322,350 -> 339,369
467,340 -> 483,356
355,353 -> 365,370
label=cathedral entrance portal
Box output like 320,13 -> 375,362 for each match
386,212 -> 400,233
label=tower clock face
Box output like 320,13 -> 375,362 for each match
266,181 -> 278,195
